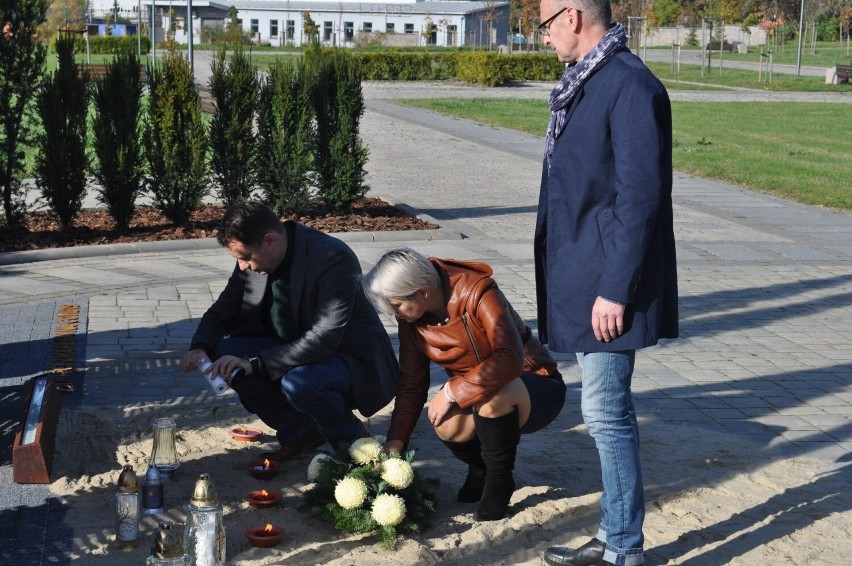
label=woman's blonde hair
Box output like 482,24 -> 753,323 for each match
362,247 -> 440,316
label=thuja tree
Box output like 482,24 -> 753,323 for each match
328,50 -> 368,211
209,45 -> 259,206
308,47 -> 368,213
35,32 -> 89,231
256,56 -> 314,215
143,46 -> 208,225
0,0 -> 49,228
91,50 -> 144,232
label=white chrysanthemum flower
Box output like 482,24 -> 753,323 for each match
371,493 -> 406,526
334,477 -> 368,509
381,458 -> 414,489
349,437 -> 382,464
307,453 -> 332,482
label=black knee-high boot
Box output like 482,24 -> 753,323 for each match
473,408 -> 520,521
440,437 -> 485,503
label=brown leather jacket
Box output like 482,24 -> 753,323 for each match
387,258 -> 559,446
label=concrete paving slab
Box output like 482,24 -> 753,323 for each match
47,266 -> 143,286
0,276 -> 80,296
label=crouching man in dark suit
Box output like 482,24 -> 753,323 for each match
181,201 -> 399,460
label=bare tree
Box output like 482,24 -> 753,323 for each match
478,0 -> 499,50
518,0 -> 539,49
38,0 -> 87,43
612,0 -> 648,24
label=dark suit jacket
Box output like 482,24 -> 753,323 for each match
191,221 -> 399,417
534,48 -> 679,353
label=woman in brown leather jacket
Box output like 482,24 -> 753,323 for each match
363,248 -> 566,521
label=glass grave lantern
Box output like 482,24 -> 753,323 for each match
150,418 -> 180,478
115,464 -> 140,549
184,473 -> 226,565
147,521 -> 191,565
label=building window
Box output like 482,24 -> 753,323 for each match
270,20 -> 278,37
286,20 -> 295,40
250,19 -> 258,34
323,21 -> 333,41
425,22 -> 437,45
363,22 -> 372,33
404,23 -> 414,34
344,21 -> 353,40
386,22 -> 395,33
447,24 -> 457,46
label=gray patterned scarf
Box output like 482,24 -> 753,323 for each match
544,23 -> 627,172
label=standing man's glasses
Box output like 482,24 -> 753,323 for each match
538,7 -> 568,36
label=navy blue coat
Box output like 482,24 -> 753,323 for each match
534,48 -> 679,353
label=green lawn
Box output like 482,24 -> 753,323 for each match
249,53 -> 301,71
396,98 -> 852,209
645,62 -> 850,92
658,41 -> 851,68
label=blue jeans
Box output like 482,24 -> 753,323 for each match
215,336 -> 363,447
577,351 -> 644,566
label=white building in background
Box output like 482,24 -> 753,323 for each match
93,1 -> 511,49
86,2 -> 770,50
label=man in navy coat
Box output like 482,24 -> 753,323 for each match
535,1 -> 678,565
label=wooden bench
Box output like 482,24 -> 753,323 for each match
197,85 -> 216,115
78,63 -> 146,82
835,64 -> 852,84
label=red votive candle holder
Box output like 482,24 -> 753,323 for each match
246,489 -> 282,509
245,523 -> 284,548
246,458 -> 280,480
231,427 -> 263,442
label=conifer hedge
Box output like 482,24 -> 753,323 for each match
0,0 -> 50,228
35,34 -> 89,231
143,46 -> 209,225
91,51 -> 145,232
256,56 -> 315,215
209,45 -> 259,207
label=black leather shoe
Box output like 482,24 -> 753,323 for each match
544,538 -> 605,566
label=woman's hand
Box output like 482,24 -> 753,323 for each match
427,391 -> 455,429
383,440 -> 405,455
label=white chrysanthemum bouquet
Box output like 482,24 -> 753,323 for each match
299,436 -> 439,549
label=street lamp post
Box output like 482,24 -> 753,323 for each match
150,1 -> 156,65
137,0 -> 142,56
795,0 -> 805,75
187,0 -> 194,74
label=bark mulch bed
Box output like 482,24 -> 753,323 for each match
0,198 -> 437,254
